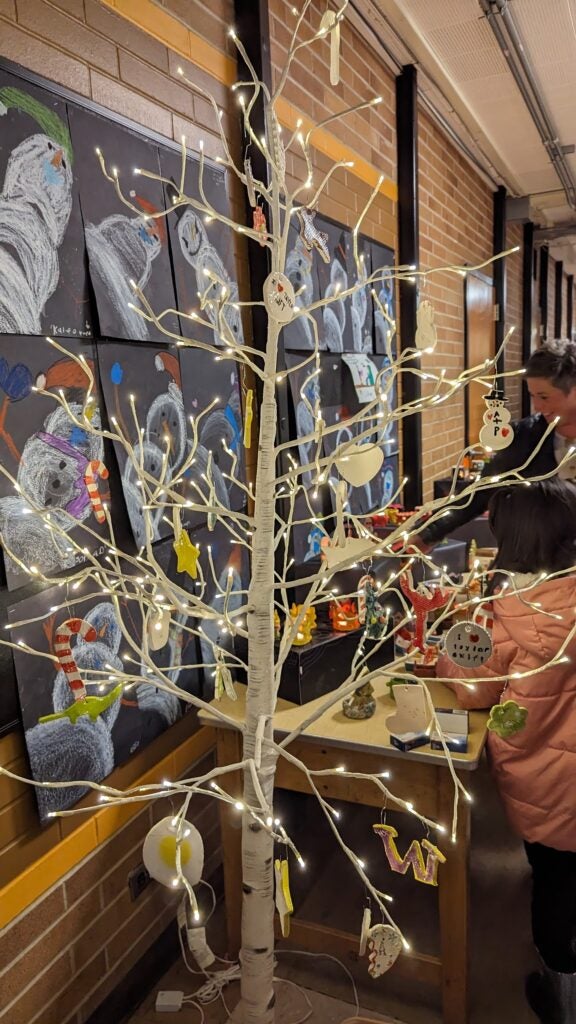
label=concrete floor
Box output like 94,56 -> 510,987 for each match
126,755 -> 538,1024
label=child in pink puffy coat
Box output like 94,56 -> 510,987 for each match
437,479 -> 576,1024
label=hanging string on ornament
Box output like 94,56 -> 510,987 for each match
479,386 -> 514,451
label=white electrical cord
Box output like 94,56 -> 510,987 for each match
274,948 -> 361,1019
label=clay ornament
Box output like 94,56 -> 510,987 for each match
373,824 -> 446,886
414,299 -> 437,352
38,617 -> 123,725
367,924 -> 403,978
333,440 -> 384,487
487,699 -> 528,738
297,207 -> 330,263
274,858 -> 294,937
479,388 -> 514,452
263,272 -> 296,323
444,620 -> 492,668
253,204 -> 268,247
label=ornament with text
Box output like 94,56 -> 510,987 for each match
373,823 -> 446,886
479,387 -> 514,451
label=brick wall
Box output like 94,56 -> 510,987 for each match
418,112 -> 493,501
505,223 -> 523,422
0,747 -> 220,1024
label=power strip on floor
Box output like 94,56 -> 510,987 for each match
155,990 -> 184,1012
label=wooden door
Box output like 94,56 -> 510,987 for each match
465,273 -> 495,446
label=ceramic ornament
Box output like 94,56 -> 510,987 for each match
263,272 -> 296,323
359,902 -> 372,956
373,824 -> 446,886
143,816 -> 204,888
399,570 -> 450,651
479,388 -> 514,451
244,156 -> 257,208
385,682 -> 430,737
147,605 -> 171,651
334,440 -> 384,487
319,8 -> 341,85
265,107 -> 286,187
274,858 -> 294,937
414,299 -> 437,351
243,389 -> 254,449
253,204 -> 268,247
38,618 -> 123,725
297,208 -> 330,264
322,532 -> 378,570
487,699 -> 528,738
367,924 -> 403,978
444,620 -> 492,668
214,649 -> 237,701
84,459 -> 109,523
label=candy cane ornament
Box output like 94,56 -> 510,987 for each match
84,459 -> 109,523
54,618 -> 96,702
39,617 -> 124,726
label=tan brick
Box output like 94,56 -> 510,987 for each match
33,950 -> 107,1024
0,0 -> 15,19
0,950 -> 73,1024
47,0 -> 85,17
167,49 -> 227,108
85,0 -> 169,73
16,0 -> 118,76
118,49 -> 193,119
0,19 -> 90,95
64,808 -> 149,907
0,886 -> 65,972
106,882 -> 179,962
90,70 -> 172,137
161,0 -> 232,53
0,819 -> 61,887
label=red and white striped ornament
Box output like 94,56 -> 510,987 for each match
84,459 -> 109,523
54,618 -> 97,703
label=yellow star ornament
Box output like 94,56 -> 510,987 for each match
173,531 -> 200,579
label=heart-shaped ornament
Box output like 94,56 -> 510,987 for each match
334,442 -> 384,487
367,924 -> 403,978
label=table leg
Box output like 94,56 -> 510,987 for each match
438,772 -> 471,1024
216,728 -> 243,956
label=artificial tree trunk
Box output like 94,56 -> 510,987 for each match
231,322 -> 282,1024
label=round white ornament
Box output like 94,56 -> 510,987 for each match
143,816 -> 204,888
367,924 -> 403,977
444,621 -> 492,668
263,272 -> 295,324
334,441 -> 384,487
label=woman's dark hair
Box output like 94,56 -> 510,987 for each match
524,340 -> 576,394
488,478 -> 576,575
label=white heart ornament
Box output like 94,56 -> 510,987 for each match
147,607 -> 171,651
263,272 -> 295,324
367,924 -> 403,977
334,441 -> 384,487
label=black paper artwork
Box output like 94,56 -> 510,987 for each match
68,106 -> 179,343
9,580 -> 201,822
160,150 -> 243,348
0,336 -> 111,589
281,220 -> 322,351
371,240 -> 396,355
0,70 -> 92,338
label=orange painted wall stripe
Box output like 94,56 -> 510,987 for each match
100,0 -> 397,201
0,726 -> 215,929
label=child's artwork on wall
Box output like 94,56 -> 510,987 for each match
0,336 -> 111,589
159,150 -> 243,348
281,221 -> 322,351
178,346 -> 245,514
97,341 -> 200,547
0,70 -> 92,337
68,106 -> 179,343
371,241 -> 396,355
9,579 -> 201,822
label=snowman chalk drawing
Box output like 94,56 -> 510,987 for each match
444,621 -> 493,668
479,388 -> 514,451
263,272 -> 295,323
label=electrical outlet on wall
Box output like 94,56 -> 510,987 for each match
128,862 -> 151,901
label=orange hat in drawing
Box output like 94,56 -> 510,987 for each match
35,357 -> 95,392
129,190 -> 167,245
154,351 -> 181,389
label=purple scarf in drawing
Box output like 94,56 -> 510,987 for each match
35,430 -> 90,518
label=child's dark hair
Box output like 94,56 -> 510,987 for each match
488,478 -> 576,575
524,340 -> 576,394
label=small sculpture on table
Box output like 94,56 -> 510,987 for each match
343,671 -> 376,720
289,604 -> 316,646
329,597 -> 360,632
273,608 -> 281,638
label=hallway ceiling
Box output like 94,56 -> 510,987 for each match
352,0 -> 576,274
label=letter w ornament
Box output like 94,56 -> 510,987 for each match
373,824 -> 446,886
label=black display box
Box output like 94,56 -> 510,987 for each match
236,628 -> 393,705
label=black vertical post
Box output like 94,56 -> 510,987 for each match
396,64 -> 422,508
554,259 -> 564,338
540,245 -> 549,341
493,185 -> 506,385
521,222 -> 534,417
567,275 -> 574,341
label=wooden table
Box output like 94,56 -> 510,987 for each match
200,678 -> 489,1024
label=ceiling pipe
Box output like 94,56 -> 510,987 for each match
479,0 -> 576,210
